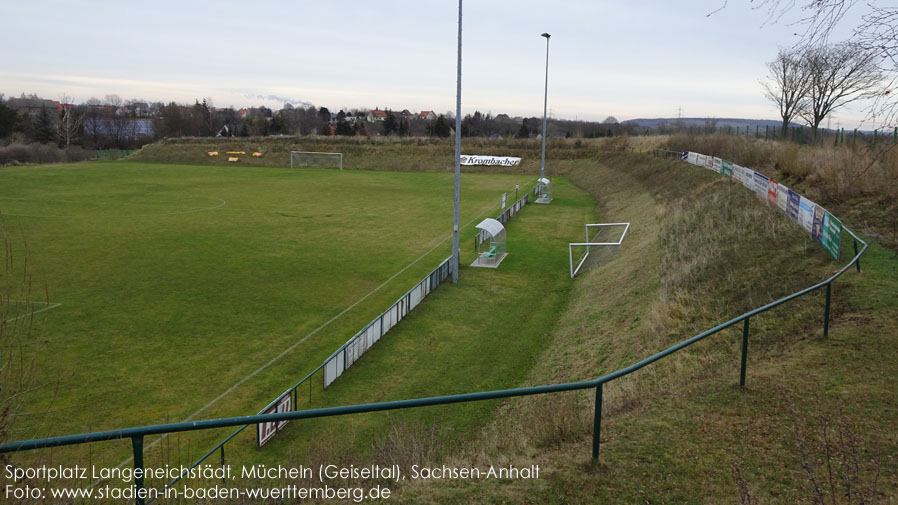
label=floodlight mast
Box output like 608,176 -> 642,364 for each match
540,32 -> 551,181
452,0 -> 463,283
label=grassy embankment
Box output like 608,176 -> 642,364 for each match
662,132 -> 898,252
389,152 -> 897,503
129,135 -> 660,174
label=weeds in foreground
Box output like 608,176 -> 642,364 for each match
785,397 -> 883,505
0,216 -> 50,503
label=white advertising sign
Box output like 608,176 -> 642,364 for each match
776,183 -> 790,213
258,393 -> 292,447
460,155 -> 522,166
798,196 -> 816,234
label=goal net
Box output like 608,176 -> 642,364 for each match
290,151 -> 343,170
568,223 -> 630,278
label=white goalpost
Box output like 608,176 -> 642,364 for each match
568,222 -> 630,278
290,151 -> 343,170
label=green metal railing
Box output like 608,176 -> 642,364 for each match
0,197 -> 868,505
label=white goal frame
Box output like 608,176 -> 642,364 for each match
568,222 -> 630,278
290,151 -> 343,170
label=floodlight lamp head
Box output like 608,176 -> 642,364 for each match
541,32 -> 551,39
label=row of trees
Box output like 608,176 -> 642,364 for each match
763,42 -> 883,139
2,91 -> 638,149
755,2 -> 898,136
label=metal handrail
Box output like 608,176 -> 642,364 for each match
0,186 -> 869,505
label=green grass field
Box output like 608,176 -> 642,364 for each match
1,161 -> 587,471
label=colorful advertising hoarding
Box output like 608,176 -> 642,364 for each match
821,211 -> 842,260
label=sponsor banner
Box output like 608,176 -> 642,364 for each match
681,151 -> 689,161
767,178 -> 778,206
811,204 -> 826,243
733,165 -> 753,188
711,157 -> 722,173
751,171 -> 770,199
821,211 -> 842,260
258,393 -> 292,447
798,196 -> 816,234
460,155 -> 521,166
720,159 -> 734,178
786,189 -> 801,222
776,183 -> 790,212
501,192 -> 507,209
697,153 -> 708,167
688,151 -> 699,165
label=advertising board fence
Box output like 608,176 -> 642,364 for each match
322,257 -> 451,388
680,150 -> 842,260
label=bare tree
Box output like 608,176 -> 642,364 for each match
799,42 -> 883,138
104,94 -> 122,108
763,47 -> 811,138
54,94 -> 83,147
747,1 -> 898,127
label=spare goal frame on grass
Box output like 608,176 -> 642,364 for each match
290,151 -> 343,170
569,222 -> 630,278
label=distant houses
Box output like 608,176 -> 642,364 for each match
367,108 -> 387,122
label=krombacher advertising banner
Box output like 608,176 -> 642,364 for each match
460,155 -> 522,166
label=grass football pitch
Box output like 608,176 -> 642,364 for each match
0,161 -> 562,465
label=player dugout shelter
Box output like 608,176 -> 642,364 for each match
536,177 -> 552,203
471,218 -> 508,268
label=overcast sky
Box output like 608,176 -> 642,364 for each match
0,1 -> 876,128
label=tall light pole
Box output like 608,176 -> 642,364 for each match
539,32 -> 551,181
451,0 -> 463,283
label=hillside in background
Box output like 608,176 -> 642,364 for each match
624,117 -> 798,130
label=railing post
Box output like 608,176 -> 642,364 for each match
740,318 -> 750,388
592,383 -> 604,460
131,435 -> 145,505
854,239 -> 860,273
823,283 -> 832,338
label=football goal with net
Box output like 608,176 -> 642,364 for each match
568,222 -> 630,278
290,151 -> 343,170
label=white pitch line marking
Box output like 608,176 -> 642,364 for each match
105,182 -> 534,472
2,302 -> 62,324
